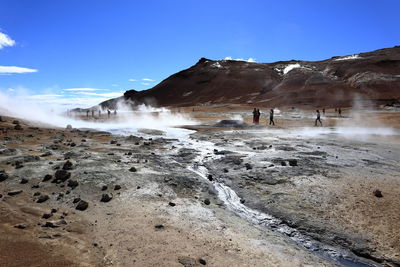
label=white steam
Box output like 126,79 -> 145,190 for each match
0,91 -> 197,139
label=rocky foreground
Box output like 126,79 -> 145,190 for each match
0,109 -> 399,267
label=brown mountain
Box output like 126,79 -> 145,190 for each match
101,46 -> 400,109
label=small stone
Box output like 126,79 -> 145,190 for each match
20,178 -> 29,184
168,202 -> 176,207
110,140 -> 117,144
53,170 -> 71,183
199,258 -> 207,265
14,224 -> 28,229
0,170 -> 9,182
245,163 -> 253,170
240,198 -> 245,204
14,124 -> 23,130
73,197 -> 81,203
8,190 -> 23,196
154,224 -> 164,230
42,213 -> 53,219
51,208 -> 57,213
67,179 -> 79,189
36,195 -> 50,203
76,200 -> 89,211
33,192 -> 41,196
129,167 -> 137,172
281,161 -> 287,166
114,185 -> 121,190
288,159 -> 298,166
100,194 -> 112,203
63,160 -> 73,170
207,174 -> 213,181
204,199 -> 210,205
101,185 -> 108,191
373,189 -> 383,198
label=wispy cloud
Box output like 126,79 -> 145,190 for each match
224,57 -> 256,63
142,78 -> 154,81
70,91 -> 124,98
0,32 -> 15,49
0,66 -> 38,74
63,88 -> 106,92
128,78 -> 137,82
141,82 -> 150,86
129,78 -> 155,82
111,84 -> 119,87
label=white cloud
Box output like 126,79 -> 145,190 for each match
63,88 -> 106,92
142,78 -> 154,81
141,82 -> 150,86
0,66 -> 38,74
128,78 -> 137,82
7,88 -> 15,92
111,84 -> 119,87
0,32 -> 15,49
224,57 -> 256,63
71,91 -> 124,98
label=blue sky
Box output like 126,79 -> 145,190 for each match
0,0 -> 399,108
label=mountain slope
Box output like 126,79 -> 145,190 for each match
104,46 -> 400,108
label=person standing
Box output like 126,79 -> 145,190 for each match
107,109 -> 111,118
256,109 -> 261,124
315,110 -> 322,126
252,108 -> 257,124
269,109 -> 275,125
338,107 -> 342,118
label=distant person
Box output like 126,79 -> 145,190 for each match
114,110 -> 117,116
335,108 -> 337,112
91,110 -> 94,117
256,109 -> 261,124
322,108 -> 325,116
338,108 -> 342,118
269,109 -> 275,125
107,109 -> 111,118
315,110 -> 322,126
252,108 -> 257,124
86,110 -> 89,117
98,110 -> 101,117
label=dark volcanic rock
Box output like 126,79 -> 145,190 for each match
42,213 -> 53,219
168,202 -> 176,207
73,197 -> 81,203
373,189 -> 383,198
245,163 -> 253,170
67,179 -> 79,189
42,174 -> 52,182
14,124 -> 23,130
114,185 -> 121,190
204,199 -> 211,205
8,190 -> 23,196
207,174 -> 213,181
154,224 -> 164,230
36,195 -> 50,203
101,185 -> 108,191
52,170 -> 71,183
14,224 -> 28,229
20,178 -> 29,184
0,170 -> 9,182
199,258 -> 207,265
288,159 -> 298,166
76,200 -> 89,211
62,160 -> 73,170
129,167 -> 137,172
100,194 -> 112,202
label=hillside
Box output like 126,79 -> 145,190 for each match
101,46 -> 400,109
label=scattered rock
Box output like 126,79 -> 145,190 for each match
154,224 -> 164,230
168,202 -> 176,207
100,194 -> 112,202
33,192 -> 41,196
0,170 -> 9,182
245,163 -> 253,170
129,167 -> 137,172
67,179 -> 79,189
40,151 -> 52,157
204,199 -> 211,205
42,174 -> 52,182
36,195 -> 50,203
20,178 -> 29,184
281,161 -> 287,166
373,189 -> 383,198
199,258 -> 207,265
42,213 -> 53,219
73,198 -> 81,203
12,120 -> 20,124
110,140 -> 117,144
51,208 -> 57,213
240,198 -> 245,204
114,185 -> 121,190
8,190 -> 23,196
62,160 -> 73,170
43,219 -> 67,228
101,185 -> 108,191
207,174 -> 213,181
66,124 -> 72,130
14,224 -> 28,229
288,159 -> 298,166
52,170 -> 71,183
76,200 -> 89,211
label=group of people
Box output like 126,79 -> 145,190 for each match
252,108 -> 275,125
252,107 -> 343,127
